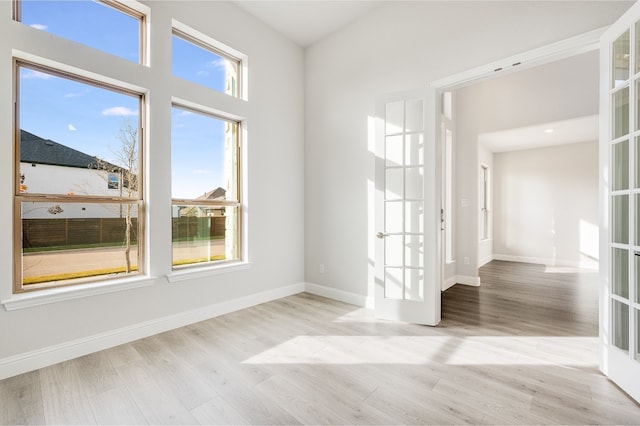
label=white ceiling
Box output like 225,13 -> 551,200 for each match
478,115 -> 599,153
233,1 -> 383,46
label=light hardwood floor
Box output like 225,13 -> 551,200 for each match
1,260 -> 640,425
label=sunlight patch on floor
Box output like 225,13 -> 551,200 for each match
242,335 -> 598,367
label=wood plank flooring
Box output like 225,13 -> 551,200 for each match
1,260 -> 640,425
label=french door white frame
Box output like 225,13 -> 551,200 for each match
600,1 -> 640,403
374,89 -> 440,326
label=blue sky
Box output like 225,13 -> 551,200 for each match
20,0 -> 229,200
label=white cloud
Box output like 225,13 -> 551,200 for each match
208,58 -> 227,70
68,124 -> 77,131
102,106 -> 138,117
196,70 -> 210,77
30,24 -> 47,30
192,169 -> 210,175
21,70 -> 51,80
179,110 -> 194,117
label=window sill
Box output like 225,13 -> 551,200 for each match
166,261 -> 252,283
1,276 -> 155,311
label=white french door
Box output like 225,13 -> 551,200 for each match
374,89 -> 440,326
601,1 -> 640,403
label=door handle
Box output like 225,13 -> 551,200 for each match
376,232 -> 388,239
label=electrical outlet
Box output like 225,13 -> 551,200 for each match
319,264 -> 325,274
464,257 -> 469,265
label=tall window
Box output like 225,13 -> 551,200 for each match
14,61 -> 144,292
15,0 -> 145,64
481,165 -> 490,241
171,105 -> 241,268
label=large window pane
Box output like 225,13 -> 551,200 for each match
18,65 -> 140,198
172,30 -> 240,97
16,62 -> 143,292
18,0 -> 141,64
171,107 -> 238,200
171,106 -> 241,268
172,206 -> 239,266
22,202 -> 139,286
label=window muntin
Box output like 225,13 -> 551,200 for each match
15,0 -> 144,64
15,61 -> 144,292
171,105 -> 241,268
172,29 -> 240,97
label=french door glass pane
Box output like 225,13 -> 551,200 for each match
613,140 -> 629,190
613,300 -> 630,352
405,134 -> 424,166
613,30 -> 630,88
385,168 -> 403,200
636,195 -> 640,245
385,235 -> 403,266
386,135 -> 403,167
405,99 -> 423,133
385,101 -> 404,134
614,87 -> 630,139
636,137 -> 640,188
405,235 -> 424,268
613,195 -> 629,244
637,310 -> 640,360
613,248 -> 629,299
384,267 -> 403,300
385,202 -> 403,233
636,21 -> 640,74
637,253 -> 640,303
405,167 -> 424,200
405,268 -> 424,301
405,201 -> 424,233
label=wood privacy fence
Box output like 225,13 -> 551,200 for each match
22,217 -> 226,248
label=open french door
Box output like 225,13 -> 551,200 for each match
374,89 -> 440,326
601,1 -> 640,403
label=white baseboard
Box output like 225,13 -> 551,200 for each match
478,256 -> 493,267
442,276 -> 457,291
492,254 -> 598,269
304,282 -> 373,309
456,275 -> 481,286
0,282 -> 306,381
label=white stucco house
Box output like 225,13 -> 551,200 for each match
20,129 -> 136,219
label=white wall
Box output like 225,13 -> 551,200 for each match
0,0 -> 304,368
305,1 -> 630,300
493,141 -> 599,268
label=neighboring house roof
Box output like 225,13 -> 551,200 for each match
198,187 -> 226,201
20,129 -> 117,170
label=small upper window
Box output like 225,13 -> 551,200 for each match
15,0 -> 144,64
172,28 -> 241,97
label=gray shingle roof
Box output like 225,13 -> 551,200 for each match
20,129 -> 105,169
